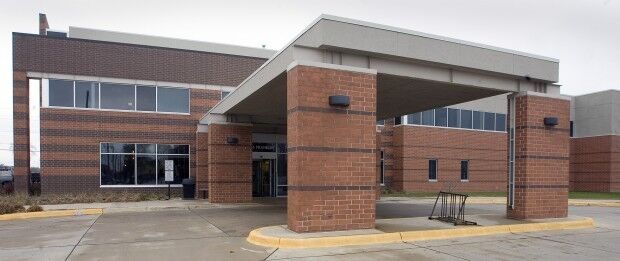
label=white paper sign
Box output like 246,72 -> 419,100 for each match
164,160 -> 174,182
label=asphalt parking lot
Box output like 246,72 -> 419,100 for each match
0,199 -> 618,260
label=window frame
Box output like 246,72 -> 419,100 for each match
404,107 -> 507,133
99,142 -> 191,188
428,159 -> 438,182
43,78 -> 191,115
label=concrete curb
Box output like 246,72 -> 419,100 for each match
247,217 -> 595,249
0,208 -> 103,221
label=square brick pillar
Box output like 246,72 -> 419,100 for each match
507,93 -> 570,219
12,71 -> 30,192
207,123 -> 252,203
287,64 -> 377,233
195,128 -> 209,199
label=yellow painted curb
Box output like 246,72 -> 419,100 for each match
0,208 -> 103,221
247,217 -> 595,249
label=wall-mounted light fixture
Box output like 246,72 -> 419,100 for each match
329,95 -> 350,107
544,117 -> 558,126
227,137 -> 239,145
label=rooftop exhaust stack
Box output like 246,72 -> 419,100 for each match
39,13 -> 49,35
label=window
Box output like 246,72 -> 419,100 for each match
49,79 -> 74,107
484,112 -> 496,131
380,150 -> 385,185
100,143 -> 190,186
377,120 -> 385,126
421,110 -> 434,126
394,116 -> 402,125
496,113 -> 506,132
136,85 -> 156,111
460,110 -> 473,129
570,121 -> 574,137
221,91 -> 230,99
157,87 -> 189,113
434,108 -> 447,127
473,111 -> 483,130
75,81 -> 99,108
461,160 -> 469,181
407,112 -> 421,125
428,159 -> 437,181
448,108 -> 460,128
100,83 -> 135,110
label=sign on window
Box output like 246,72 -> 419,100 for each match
164,160 -> 174,182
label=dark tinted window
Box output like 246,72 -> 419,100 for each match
484,112 -> 496,131
461,160 -> 469,180
49,79 -> 74,107
101,154 -> 135,185
496,114 -> 506,132
429,159 -> 437,180
221,91 -> 230,99
157,155 -> 189,184
460,110 -> 473,129
100,83 -> 135,110
407,112 -> 421,125
137,155 -> 156,184
101,143 -> 135,153
435,108 -> 447,127
473,111 -> 483,130
137,144 -> 156,154
377,120 -> 385,126
136,85 -> 156,111
421,110 -> 434,126
75,81 -> 99,108
157,144 -> 190,155
157,87 -> 189,113
394,116 -> 402,125
448,108 -> 460,128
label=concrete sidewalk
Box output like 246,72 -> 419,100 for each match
40,198 -> 263,213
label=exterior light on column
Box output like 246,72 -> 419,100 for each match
226,137 -> 239,145
544,117 -> 558,126
329,95 -> 350,107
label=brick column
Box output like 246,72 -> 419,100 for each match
12,71 -> 30,192
207,123 -> 252,203
195,129 -> 209,198
507,93 -> 570,219
287,64 -> 377,233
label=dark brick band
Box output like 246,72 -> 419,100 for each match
514,184 -> 569,189
41,113 -> 197,126
287,106 -> 375,116
516,125 -> 570,132
288,185 -> 376,191
516,155 -> 569,160
210,162 -> 252,165
288,146 -> 376,153
42,159 -> 99,168
41,128 -> 196,140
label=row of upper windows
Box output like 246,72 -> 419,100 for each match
46,79 -> 191,114
378,108 -> 507,132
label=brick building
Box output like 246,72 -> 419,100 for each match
14,14 -> 575,232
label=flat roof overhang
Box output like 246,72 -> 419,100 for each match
200,15 -> 560,127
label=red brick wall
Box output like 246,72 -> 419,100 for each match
386,125 -> 507,193
207,123 -> 252,203
570,135 -> 620,192
38,89 -> 220,194
287,65 -> 377,233
507,94 -> 569,219
12,71 -> 30,191
195,131 -> 209,198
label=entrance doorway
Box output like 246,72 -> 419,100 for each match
252,159 -> 275,197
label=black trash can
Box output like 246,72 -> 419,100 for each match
182,178 -> 196,199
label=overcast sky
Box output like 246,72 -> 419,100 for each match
0,0 -> 619,165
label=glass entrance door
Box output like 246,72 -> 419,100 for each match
252,159 -> 275,197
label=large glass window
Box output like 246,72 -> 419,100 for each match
100,143 -> 190,186
460,110 -> 473,129
473,111 -> 484,130
429,159 -> 438,181
157,87 -> 189,113
484,112 -> 496,131
461,160 -> 469,181
448,108 -> 460,128
421,110 -> 434,126
49,79 -> 74,107
407,112 -> 421,125
136,85 -> 156,111
435,108 -> 447,127
100,83 -> 135,110
496,113 -> 506,132
75,81 -> 99,108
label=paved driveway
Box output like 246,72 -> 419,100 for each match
0,199 -> 618,260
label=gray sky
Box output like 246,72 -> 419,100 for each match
1,0 -> 619,165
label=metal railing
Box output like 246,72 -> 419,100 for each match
429,191 -> 477,226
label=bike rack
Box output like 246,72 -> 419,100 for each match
429,191 -> 477,226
